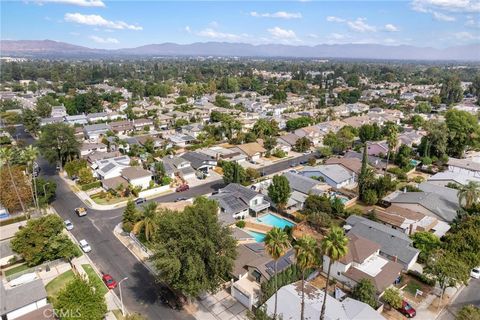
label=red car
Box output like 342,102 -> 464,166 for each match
102,274 -> 117,289
176,184 -> 189,192
397,300 -> 416,318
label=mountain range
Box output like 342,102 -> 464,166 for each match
1,40 -> 479,61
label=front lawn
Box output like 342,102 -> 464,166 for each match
82,264 -> 108,296
4,263 -> 29,277
90,193 -> 130,205
405,280 -> 422,296
45,270 -> 75,299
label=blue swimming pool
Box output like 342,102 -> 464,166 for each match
256,213 -> 295,229
246,230 -> 266,242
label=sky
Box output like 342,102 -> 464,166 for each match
1,0 -> 479,49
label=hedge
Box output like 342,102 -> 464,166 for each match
0,215 -> 27,227
80,181 -> 102,191
407,270 -> 436,286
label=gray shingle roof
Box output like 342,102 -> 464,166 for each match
222,183 -> 259,201
180,152 -> 215,170
346,215 -> 419,268
301,164 -> 353,184
0,279 -> 47,315
283,172 -> 319,195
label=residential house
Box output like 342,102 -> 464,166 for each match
198,146 -> 247,162
386,182 -> 460,222
86,150 -> 121,164
50,105 -> 67,118
80,142 -> 108,157
375,205 -> 450,237
179,123 -> 204,139
65,114 -> 88,125
231,243 -> 295,309
156,114 -> 174,129
180,152 -> 217,174
121,167 -> 152,190
109,120 -> 134,135
345,151 -> 387,172
133,118 -> 154,132
427,171 -> 480,187
0,279 -> 51,320
162,156 -> 196,180
40,117 -> 64,126
276,133 -> 301,152
92,155 -> 130,180
263,282 -> 385,320
447,158 -> 480,177
294,125 -> 322,146
325,157 -> 362,175
210,183 -> 270,224
323,233 -> 404,295
168,134 -> 195,148
86,112 -> 109,123
345,215 -> 420,270
83,123 -> 110,141
300,164 -> 356,189
234,142 -> 266,162
367,141 -> 390,157
282,172 -> 329,210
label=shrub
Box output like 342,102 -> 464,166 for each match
272,148 -> 287,158
80,181 -> 102,191
0,215 -> 27,227
363,189 -> 378,205
235,220 -> 246,228
382,287 -> 403,309
407,270 -> 436,286
413,176 -> 425,183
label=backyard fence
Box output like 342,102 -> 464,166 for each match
6,258 -> 66,282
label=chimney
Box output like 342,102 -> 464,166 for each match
409,224 -> 413,236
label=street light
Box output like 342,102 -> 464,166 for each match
118,277 -> 128,316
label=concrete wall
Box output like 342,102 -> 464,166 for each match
138,185 -> 170,198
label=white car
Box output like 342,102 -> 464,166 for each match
64,220 -> 74,231
471,267 -> 480,279
79,239 -> 91,253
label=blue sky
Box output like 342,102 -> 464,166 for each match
1,0 -> 479,49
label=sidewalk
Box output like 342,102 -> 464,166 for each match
414,285 -> 463,320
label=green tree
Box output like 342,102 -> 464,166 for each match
22,108 -> 40,134
286,117 -> 313,132
246,167 -> 260,183
268,175 -> 291,212
150,198 -> 237,298
264,227 -> 290,320
440,76 -> 463,105
64,159 -> 88,178
352,279 -> 377,309
294,235 -> 319,320
411,231 -> 441,262
358,144 -> 375,201
133,202 -> 158,242
320,226 -> 349,320
445,109 -> 480,157
35,96 -> 56,118
394,144 -> 412,169
22,145 -> 40,211
11,215 -> 80,266
0,149 -> 31,213
443,215 -> 480,269
385,125 -> 398,175
456,305 -> 480,320
123,200 -> 138,232
294,137 -> 312,153
222,161 -> 247,185
458,181 -> 480,209
303,194 -> 332,216
54,276 -> 107,320
37,123 -> 80,167
425,250 -> 470,297
382,287 -> 403,309
252,119 -> 279,138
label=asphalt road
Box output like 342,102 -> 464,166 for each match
17,125 -> 318,319
438,278 -> 480,320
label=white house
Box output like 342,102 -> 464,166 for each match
0,279 -> 50,320
92,155 -> 131,180
65,114 -> 88,125
300,164 -> 356,189
80,142 -> 107,157
121,167 -> 152,190
447,158 -> 480,178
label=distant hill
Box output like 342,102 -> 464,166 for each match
1,39 -> 479,61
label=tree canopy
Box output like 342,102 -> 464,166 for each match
37,123 -> 80,165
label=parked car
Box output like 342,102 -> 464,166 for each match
175,197 -> 187,202
64,220 -> 74,231
102,274 -> 117,289
79,239 -> 91,253
176,184 -> 189,192
75,207 -> 87,217
397,300 -> 416,318
471,267 -> 480,279
134,197 -> 147,205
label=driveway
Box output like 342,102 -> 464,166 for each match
438,278 -> 480,320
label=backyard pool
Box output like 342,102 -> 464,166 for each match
256,213 -> 295,229
245,230 -> 266,242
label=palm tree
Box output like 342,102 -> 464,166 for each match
133,201 -> 158,242
385,126 -> 398,175
0,147 -> 27,215
22,146 -> 40,212
319,226 -> 349,320
295,235 -> 319,320
458,181 -> 480,209
264,227 -> 290,320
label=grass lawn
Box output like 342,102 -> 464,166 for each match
90,193 -> 130,205
82,264 -> 108,296
405,280 -> 422,296
4,263 -> 29,277
45,270 -> 75,299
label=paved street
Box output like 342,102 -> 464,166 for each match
438,279 -> 480,320
15,125 -> 318,320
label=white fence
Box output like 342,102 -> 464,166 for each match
138,185 -> 171,198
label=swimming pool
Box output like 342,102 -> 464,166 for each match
245,230 -> 266,242
256,213 -> 295,229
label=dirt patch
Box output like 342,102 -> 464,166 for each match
382,307 -> 407,320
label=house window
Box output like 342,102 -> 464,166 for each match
337,272 -> 341,276
252,270 -> 262,283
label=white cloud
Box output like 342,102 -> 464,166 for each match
64,13 -> 142,30
31,0 -> 105,7
384,24 -> 400,32
453,31 -> 479,40
250,11 -> 302,19
184,25 -> 191,33
412,0 -> 480,13
432,11 -> 456,21
267,26 -> 297,39
326,16 -> 345,23
466,16 -> 480,28
89,35 -> 119,44
347,18 -> 377,32
196,28 -> 246,41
